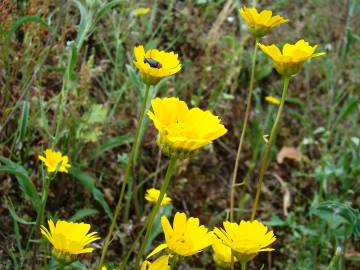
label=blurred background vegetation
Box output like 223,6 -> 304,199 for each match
0,0 -> 359,269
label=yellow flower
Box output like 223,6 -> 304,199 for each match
141,255 -> 170,270
145,188 -> 172,206
40,219 -> 100,262
239,7 -> 288,37
132,7 -> 150,16
148,212 -> 214,258
212,237 -> 238,267
147,97 -> 228,159
214,220 -> 276,263
38,149 -> 71,173
258,39 -> 326,76
133,45 -> 181,85
265,96 -> 280,106
101,267 -> 107,270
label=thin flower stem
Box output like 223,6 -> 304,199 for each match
99,84 -> 151,268
230,38 -> 259,222
251,76 -> 291,220
241,262 -> 247,270
134,157 -> 177,270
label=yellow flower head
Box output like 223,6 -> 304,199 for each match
214,220 -> 276,263
141,255 -> 170,270
147,97 -> 228,159
133,45 -> 181,85
239,7 -> 288,37
212,237 -> 238,267
258,39 -> 326,76
148,212 -> 214,258
38,149 -> 71,173
145,188 -> 172,206
40,219 -> 100,262
265,96 -> 280,106
133,7 -> 150,16
101,267 -> 107,270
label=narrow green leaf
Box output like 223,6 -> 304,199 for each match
89,133 -> 133,160
335,97 -> 359,125
70,208 -> 99,222
8,15 -> 51,42
18,101 -> 30,143
0,157 -> 40,212
69,167 -> 112,218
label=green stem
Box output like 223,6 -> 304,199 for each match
241,262 -> 247,270
251,76 -> 291,220
134,157 -> 177,270
230,38 -> 259,221
99,84 -> 151,268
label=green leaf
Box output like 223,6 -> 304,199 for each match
89,133 -> 133,160
0,157 -> 40,212
18,101 -> 30,143
69,167 -> 112,218
7,15 -> 51,42
335,97 -> 359,125
70,208 -> 99,222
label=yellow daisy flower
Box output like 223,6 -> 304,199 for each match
38,149 -> 71,173
145,188 -> 172,206
265,96 -> 280,106
214,220 -> 276,263
40,219 -> 100,262
239,7 -> 288,37
147,97 -> 228,159
212,237 -> 238,267
147,212 -> 214,258
132,7 -> 150,16
141,255 -> 170,270
133,45 -> 181,86
258,39 -> 326,76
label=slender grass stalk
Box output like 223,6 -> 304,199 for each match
230,38 -> 259,222
134,157 -> 177,270
251,76 -> 291,220
241,262 -> 247,270
99,84 -> 151,268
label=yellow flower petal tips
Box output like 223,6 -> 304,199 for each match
38,149 -> 71,173
40,219 -> 100,262
132,7 -> 150,16
240,7 -> 288,37
258,39 -> 326,76
212,237 -> 238,267
214,220 -> 276,264
145,188 -> 172,206
265,96 -> 281,106
148,212 -> 214,258
148,97 -> 228,159
133,45 -> 181,86
141,255 -> 171,270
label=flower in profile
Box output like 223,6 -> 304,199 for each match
265,96 -> 280,106
214,220 -> 276,264
40,219 -> 100,263
133,45 -> 181,85
145,188 -> 172,206
147,212 -> 214,258
148,97 -> 228,159
239,7 -> 288,37
212,237 -> 238,267
141,255 -> 170,270
258,39 -> 326,76
133,7 -> 150,16
38,149 -> 71,173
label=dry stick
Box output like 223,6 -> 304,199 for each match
134,157 -> 177,270
99,84 -> 151,268
229,38 -> 259,222
251,76 -> 291,221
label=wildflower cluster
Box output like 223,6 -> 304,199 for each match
21,3 -> 325,270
